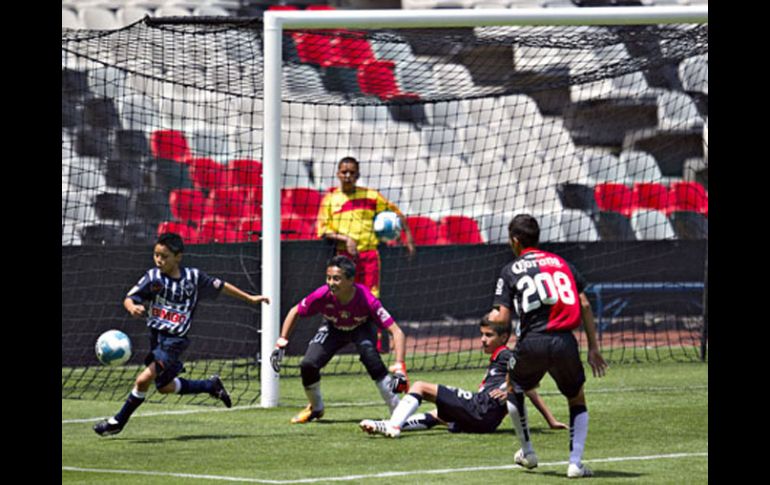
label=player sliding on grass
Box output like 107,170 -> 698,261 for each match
359,314 -> 566,438
93,233 -> 270,437
270,255 -> 408,424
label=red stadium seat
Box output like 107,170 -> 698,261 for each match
632,182 -> 673,215
236,217 -> 263,242
150,129 -> 191,163
169,188 -> 209,223
404,216 -> 441,245
357,60 -> 420,101
188,157 -> 231,191
281,215 -> 317,240
438,215 -> 485,244
228,159 -> 263,187
198,217 -> 240,243
669,181 -> 708,216
206,187 -> 260,219
281,187 -> 323,219
156,221 -> 202,244
594,182 -> 635,217
294,32 -> 335,66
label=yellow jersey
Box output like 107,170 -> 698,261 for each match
317,186 -> 402,252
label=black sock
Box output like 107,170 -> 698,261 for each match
114,392 -> 145,425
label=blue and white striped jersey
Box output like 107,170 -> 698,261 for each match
126,267 -> 224,337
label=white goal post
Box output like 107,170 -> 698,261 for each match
260,6 -> 708,408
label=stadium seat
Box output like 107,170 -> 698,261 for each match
189,127 -> 231,159
281,187 -> 323,219
631,209 -> 677,240
150,130 -> 191,163
119,94 -> 162,131
169,188 -> 209,223
657,90 -> 704,132
192,6 -> 230,16
668,210 -> 708,240
560,209 -> 600,242
199,217 -> 240,243
632,182 -> 672,214
404,216 -> 441,245
620,150 -> 663,182
229,159 -> 264,188
669,181 -> 708,216
207,187 -> 259,220
157,221 -> 202,244
75,128 -> 111,158
678,54 -> 708,96
116,7 -> 151,26
136,191 -> 172,224
584,153 -> 626,183
594,182 -> 635,217
295,32 -> 336,66
557,183 -> 599,216
105,158 -> 143,190
79,224 -> 124,245
62,8 -> 83,29
150,157 -> 194,191
357,60 -> 419,101
188,157 -> 230,192
112,130 -> 150,160
79,7 -> 121,30
281,215 -> 317,241
328,31 -> 376,68
236,217 -> 263,242
595,211 -> 636,241
62,68 -> 90,100
534,212 -> 565,242
438,215 -> 484,244
123,222 -> 158,245
155,6 -> 192,17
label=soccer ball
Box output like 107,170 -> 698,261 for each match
374,211 -> 402,242
95,330 -> 132,366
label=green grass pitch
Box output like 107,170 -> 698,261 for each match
62,360 -> 707,484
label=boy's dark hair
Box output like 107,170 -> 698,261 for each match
480,314 -> 511,339
508,214 -> 540,249
156,232 -> 185,254
338,156 -> 359,170
328,255 -> 356,279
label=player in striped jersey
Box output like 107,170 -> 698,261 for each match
489,214 -> 607,478
94,233 -> 270,437
358,314 -> 565,438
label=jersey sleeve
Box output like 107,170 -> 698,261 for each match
376,190 -> 402,217
125,272 -> 155,303
367,293 -> 395,331
567,261 -> 588,294
296,286 -> 327,317
492,264 -> 515,310
196,269 -> 225,300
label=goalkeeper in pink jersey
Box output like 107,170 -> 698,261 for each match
270,255 -> 409,424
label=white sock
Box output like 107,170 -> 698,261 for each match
507,397 -> 534,455
401,413 -> 433,431
131,388 -> 147,399
388,393 -> 421,428
304,382 -> 324,411
375,375 -> 401,413
570,410 -> 589,465
172,378 -> 182,394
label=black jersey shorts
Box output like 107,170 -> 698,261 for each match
144,329 -> 189,388
435,385 -> 507,433
508,331 -> 586,399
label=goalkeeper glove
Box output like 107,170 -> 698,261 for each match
270,337 -> 288,373
388,361 -> 409,394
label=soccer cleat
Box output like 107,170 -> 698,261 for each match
514,449 -> 539,469
291,404 -> 325,424
358,419 -> 401,438
567,463 -> 594,478
209,375 -> 232,408
93,418 -> 124,437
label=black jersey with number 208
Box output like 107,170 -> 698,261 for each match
493,248 -> 587,339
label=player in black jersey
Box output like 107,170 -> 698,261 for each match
94,233 -> 270,437
358,314 -> 563,438
490,214 -> 607,478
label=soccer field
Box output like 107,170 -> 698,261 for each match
62,360 -> 707,484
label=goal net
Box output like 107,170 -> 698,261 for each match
62,8 -> 707,406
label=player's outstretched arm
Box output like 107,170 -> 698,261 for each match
525,389 -> 568,430
270,305 -> 301,372
397,213 -> 416,257
222,282 -> 270,306
123,297 -> 146,318
580,292 -> 608,378
386,321 -> 407,365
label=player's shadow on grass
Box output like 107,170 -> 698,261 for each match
126,434 -> 252,444
536,470 -> 643,479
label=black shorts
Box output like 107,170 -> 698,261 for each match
508,332 -> 586,399
301,322 -> 389,381
435,385 -> 507,433
144,329 -> 189,388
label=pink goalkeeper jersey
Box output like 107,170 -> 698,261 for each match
296,283 -> 394,331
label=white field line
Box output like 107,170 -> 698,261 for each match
62,452 -> 708,483
62,385 -> 707,425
